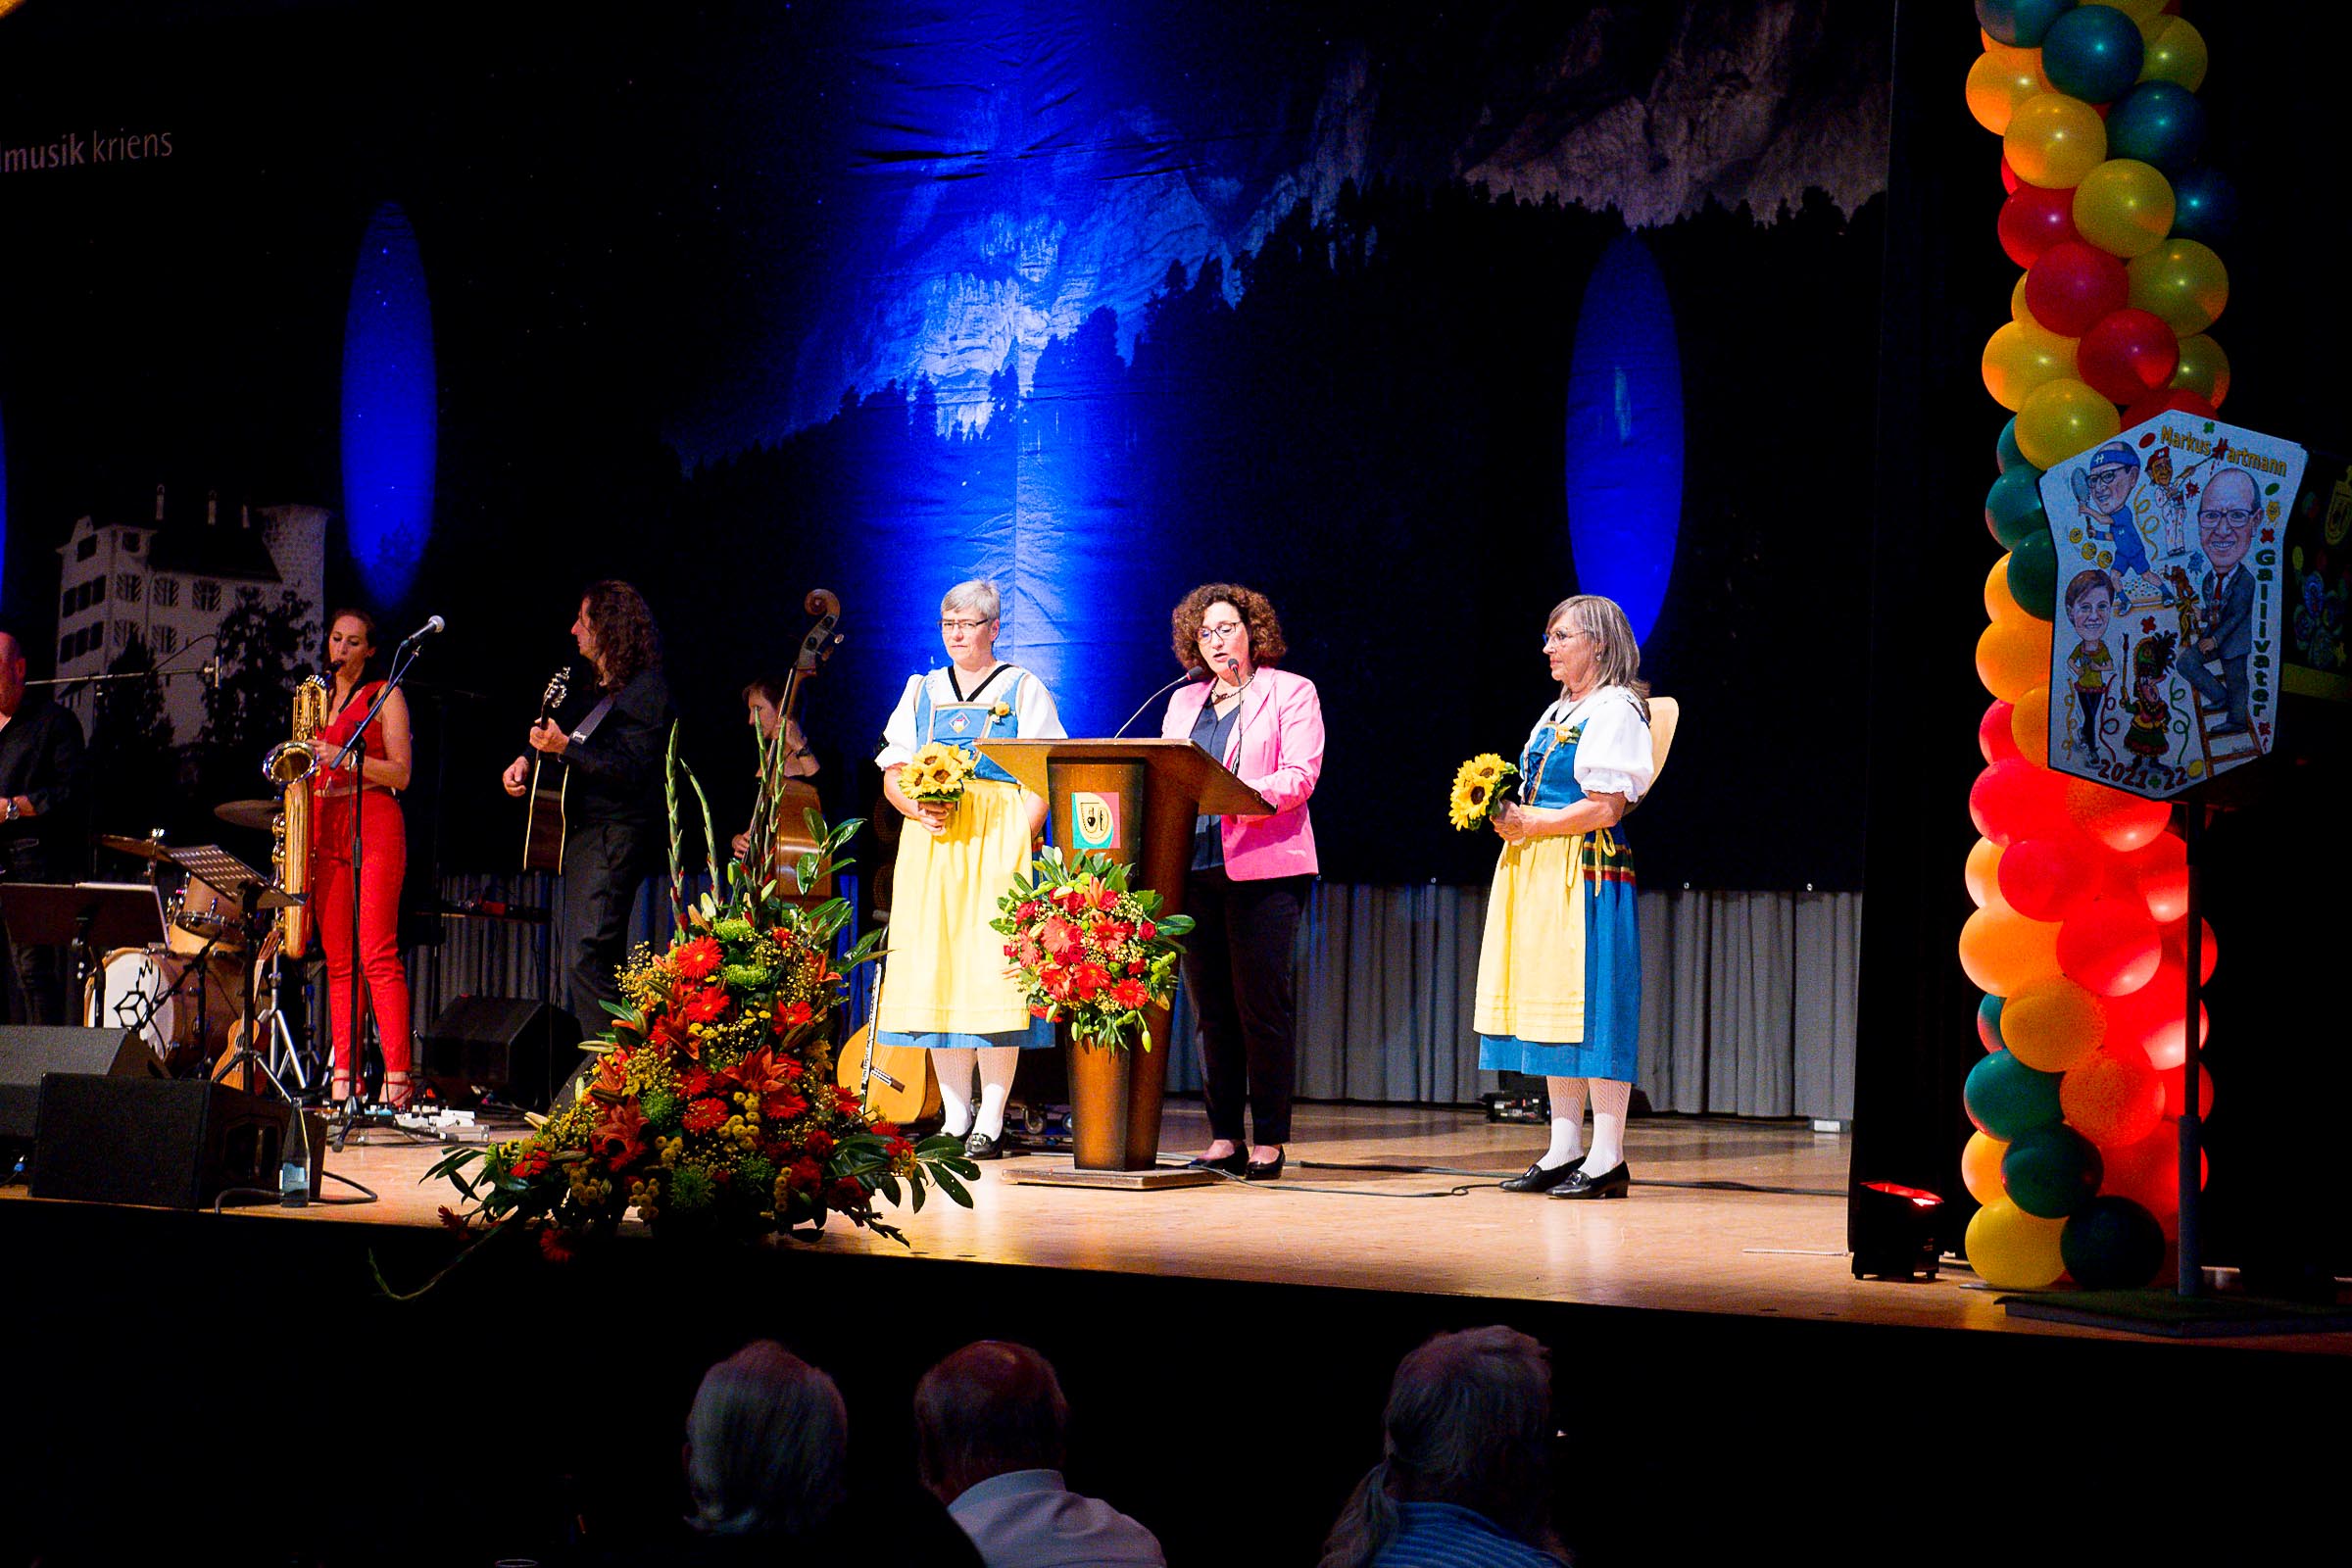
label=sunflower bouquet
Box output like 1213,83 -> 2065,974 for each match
1447,753 -> 1520,831
900,740 -> 978,806
992,849 -> 1194,1054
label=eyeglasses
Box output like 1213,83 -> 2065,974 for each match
940,617 -> 994,633
1198,622 -> 1246,643
1542,628 -> 1588,648
2200,508 -> 2257,529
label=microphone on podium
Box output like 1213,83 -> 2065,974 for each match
1111,664 -> 1211,740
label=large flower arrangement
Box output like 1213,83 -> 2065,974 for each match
415,725 -> 974,1281
992,850 -> 1194,1054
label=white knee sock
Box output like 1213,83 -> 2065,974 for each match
1587,1078 -> 1633,1173
1542,1076 -> 1589,1169
974,1047 -> 1020,1140
934,1047 -> 978,1138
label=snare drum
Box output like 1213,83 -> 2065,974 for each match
166,875 -> 247,956
84,946 -> 244,1077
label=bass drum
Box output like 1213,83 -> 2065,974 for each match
84,946 -> 243,1078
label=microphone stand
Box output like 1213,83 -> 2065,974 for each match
1111,666 -> 1209,740
326,633 -> 426,1153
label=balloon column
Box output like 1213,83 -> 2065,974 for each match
1964,0 -> 2222,1291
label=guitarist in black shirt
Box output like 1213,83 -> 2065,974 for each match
502,581 -> 676,1036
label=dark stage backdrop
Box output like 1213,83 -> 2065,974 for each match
0,0 -> 1890,889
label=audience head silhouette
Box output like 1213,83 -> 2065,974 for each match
913,1339 -> 1069,1501
682,1340 -> 850,1541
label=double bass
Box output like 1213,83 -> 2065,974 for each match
743,590 -> 842,903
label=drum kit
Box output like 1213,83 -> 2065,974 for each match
86,799 -> 305,1087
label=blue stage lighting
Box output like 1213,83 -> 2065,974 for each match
1566,234 -> 1684,645
341,202 -> 437,607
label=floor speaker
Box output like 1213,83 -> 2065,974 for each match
30,1077 -> 289,1207
420,997 -> 582,1110
0,1025 -> 165,1141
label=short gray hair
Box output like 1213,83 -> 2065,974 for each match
942,578 -> 1003,621
683,1341 -> 849,1541
1547,594 -> 1648,700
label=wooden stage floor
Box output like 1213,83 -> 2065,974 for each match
40,1098 -> 2337,1352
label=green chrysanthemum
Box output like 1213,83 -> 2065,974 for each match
667,1165 -> 716,1212
640,1089 -> 682,1132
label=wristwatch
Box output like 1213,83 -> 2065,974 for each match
2,798 -> 19,822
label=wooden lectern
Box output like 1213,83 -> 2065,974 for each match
979,737 -> 1270,1185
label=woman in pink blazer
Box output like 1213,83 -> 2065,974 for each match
1159,583 -> 1324,1180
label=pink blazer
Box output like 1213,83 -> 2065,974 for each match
1160,665 -> 1324,880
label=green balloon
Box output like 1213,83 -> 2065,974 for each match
2003,1124 -> 2104,1219
1986,467 -> 2048,550
2061,1196 -> 2166,1288
1966,1049 -> 2064,1142
1978,993 -> 2006,1052
2007,530 -> 2060,620
1996,418 -> 2034,475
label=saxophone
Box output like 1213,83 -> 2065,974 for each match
265,676 -> 330,958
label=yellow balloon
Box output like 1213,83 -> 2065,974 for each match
1977,616 -> 2052,704
2088,0 -> 2167,21
2015,378 -> 2123,469
2012,272 -> 2036,325
2000,977 -> 2108,1073
1958,903 -> 2064,996
1968,45 -> 2050,137
2073,159 -> 2176,260
1966,837 -> 2006,909
1966,1198 -> 2068,1289
1983,319 -> 2081,413
2138,16 -> 2208,92
2170,332 -> 2230,408
2004,92 -> 2107,190
2129,238 -> 2229,336
2010,683 -> 2051,767
1962,1131 -> 2011,1207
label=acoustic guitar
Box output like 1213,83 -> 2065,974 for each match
521,666 -> 571,873
834,967 -> 942,1126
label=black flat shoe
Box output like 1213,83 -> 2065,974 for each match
1187,1150 -> 1250,1176
1245,1150 -> 1285,1182
1549,1160 -> 1630,1200
964,1132 -> 1005,1160
1498,1155 -> 1586,1194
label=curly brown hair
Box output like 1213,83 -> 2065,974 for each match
1170,582 -> 1287,671
582,579 -> 662,688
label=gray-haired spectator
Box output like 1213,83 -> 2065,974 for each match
915,1341 -> 1165,1568
683,1341 -> 851,1544
1317,1327 -> 1567,1568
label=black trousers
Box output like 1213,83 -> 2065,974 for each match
562,816 -> 660,1037
1181,870 -> 1310,1147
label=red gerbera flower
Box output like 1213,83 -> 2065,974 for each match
762,1092 -> 808,1122
682,1098 -> 728,1133
885,1137 -> 915,1161
1110,977 -> 1151,1009
510,1147 -> 552,1179
805,1129 -> 835,1156
833,1086 -> 861,1115
681,988 -> 730,1025
1090,919 -> 1132,947
871,1121 -> 900,1140
671,935 -> 723,982
1072,962 -> 1110,999
774,998 -> 814,1030
538,1227 -> 575,1264
1041,915 -> 1082,956
681,1066 -> 716,1098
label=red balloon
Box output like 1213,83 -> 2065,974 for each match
1997,834 -> 2107,922
2078,309 -> 2181,407
2122,389 -> 2217,428
2125,832 -> 2188,921
2056,896 -> 2164,996
2063,777 -> 2173,852
2106,956 -> 2210,1065
2103,1121 -> 2205,1221
2062,1047 -> 2165,1148
2163,1064 -> 2215,1120
2025,241 -> 2131,337
2161,917 -> 2219,984
1998,182 -> 2081,269
1970,760 -> 2073,848
1980,700 -> 2023,764
2001,155 -> 2023,194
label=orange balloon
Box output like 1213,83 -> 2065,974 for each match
2062,1047 -> 2165,1147
2005,92 -> 2108,189
2012,272 -> 2036,325
1983,319 -> 2082,412
2064,776 -> 2172,851
1985,556 -> 2028,622
1962,1131 -> 2010,1207
1968,44 -> 2052,136
1977,616 -> 2054,703
2015,377 -> 2122,469
1966,837 -> 2007,909
1959,904 -> 2065,997
2001,977 -> 2106,1073
2010,683 -> 2052,766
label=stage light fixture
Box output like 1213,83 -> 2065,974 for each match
1852,1180 -> 1946,1281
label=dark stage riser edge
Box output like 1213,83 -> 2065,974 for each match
1,1200 -> 2341,1566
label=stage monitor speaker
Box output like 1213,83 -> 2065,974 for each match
0,1025 -> 166,1141
420,997 -> 582,1111
30,1077 -> 289,1208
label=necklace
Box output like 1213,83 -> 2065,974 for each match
1212,671 -> 1253,708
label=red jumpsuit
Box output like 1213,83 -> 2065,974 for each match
308,681 -> 414,1102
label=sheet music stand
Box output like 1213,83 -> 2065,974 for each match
0,882 -> 170,1025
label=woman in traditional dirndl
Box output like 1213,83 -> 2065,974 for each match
1477,594 -> 1655,1200
873,579 -> 1064,1159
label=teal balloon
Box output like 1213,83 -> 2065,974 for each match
2106,83 -> 2207,175
2061,1196 -> 2166,1287
2040,5 -> 2144,103
2007,530 -> 2059,619
1986,467 -> 2049,551
1976,0 -> 2078,49
1978,993 -> 2006,1052
2170,167 -> 2238,243
1996,417 -> 2035,475
2003,1125 -> 2104,1218
1966,1049 -> 2065,1141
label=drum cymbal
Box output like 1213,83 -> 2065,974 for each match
213,799 -> 281,833
96,833 -> 177,862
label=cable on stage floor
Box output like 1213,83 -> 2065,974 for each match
319,1169 -> 380,1204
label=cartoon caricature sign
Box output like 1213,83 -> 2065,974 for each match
2038,416 -> 2308,799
